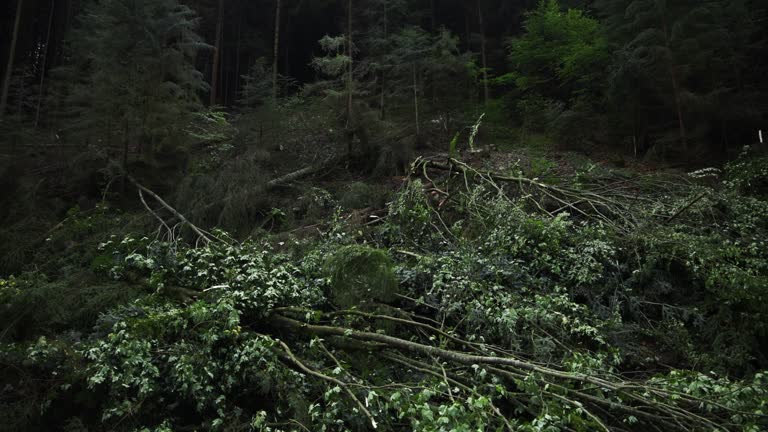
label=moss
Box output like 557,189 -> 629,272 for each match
324,245 -> 398,308
339,182 -> 389,210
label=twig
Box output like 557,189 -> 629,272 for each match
275,340 -> 378,429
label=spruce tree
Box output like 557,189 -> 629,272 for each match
53,0 -> 207,173
595,0 -> 764,157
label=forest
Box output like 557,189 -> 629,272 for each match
1,0 -> 768,430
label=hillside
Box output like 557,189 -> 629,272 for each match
1,0 -> 768,430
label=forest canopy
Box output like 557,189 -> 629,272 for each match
1,0 -> 767,431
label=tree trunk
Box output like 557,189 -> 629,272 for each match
478,0 -> 489,107
223,47 -> 230,106
272,0 -> 281,103
464,10 -> 471,51
430,0 -> 436,32
34,0 -> 56,128
1,0 -> 24,118
121,127 -> 129,193
346,0 -> 353,127
210,0 -> 224,106
660,11 -> 687,154
413,64 -> 420,137
380,0 -> 387,120
234,4 -> 242,101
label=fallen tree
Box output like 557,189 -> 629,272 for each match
3,156 -> 767,431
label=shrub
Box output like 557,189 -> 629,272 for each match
324,245 -> 398,308
339,182 -> 387,210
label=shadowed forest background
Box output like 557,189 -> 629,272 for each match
1,0 -> 768,431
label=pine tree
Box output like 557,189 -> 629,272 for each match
594,0 -> 763,158
386,26 -> 468,137
52,0 -> 208,174
0,0 -> 24,118
357,0 -> 408,120
388,26 -> 432,136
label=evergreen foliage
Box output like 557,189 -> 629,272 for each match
324,244 -> 398,308
52,0 -> 207,165
2,0 -> 768,430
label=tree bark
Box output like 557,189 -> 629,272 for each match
234,4 -> 242,101
478,0 -> 489,107
210,0 -> 224,106
346,0 -> 353,126
660,10 -> 687,154
272,0 -> 281,103
413,63 -> 420,137
34,0 -> 55,128
1,0 -> 24,118
430,0 -> 436,32
380,0 -> 387,120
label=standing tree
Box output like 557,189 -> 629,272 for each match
507,0 -> 608,101
210,0 -> 225,105
346,0 -> 354,126
34,0 -> 56,128
272,0 -> 282,103
0,0 -> 24,118
597,0 -> 766,158
357,0 -> 408,120
389,26 -> 432,137
477,0 -> 490,106
53,0 -> 208,180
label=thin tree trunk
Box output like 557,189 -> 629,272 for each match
430,0 -> 436,32
283,19 -> 291,77
210,0 -> 224,106
346,0 -> 353,126
234,7 -> 242,101
34,0 -> 56,128
660,11 -> 687,153
380,0 -> 387,120
413,64 -> 420,137
464,10 -> 471,51
272,0 -> 281,103
478,0 -> 489,107
1,0 -> 24,118
121,127 -> 129,193
223,48 -> 229,106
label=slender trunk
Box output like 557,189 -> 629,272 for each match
283,20 -> 291,78
234,7 -> 242,100
34,0 -> 56,128
121,127 -> 129,193
346,0 -> 353,126
633,91 -> 639,158
380,0 -> 387,120
478,0 -> 489,106
430,0 -> 436,32
660,11 -> 687,153
413,64 -> 420,137
222,48 -> 229,105
380,73 -> 386,120
272,0 -> 281,103
210,0 -> 224,106
1,0 -> 24,117
464,11 -> 471,51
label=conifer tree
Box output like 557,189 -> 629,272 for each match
594,0 -> 763,157
0,0 -> 24,118
53,0 -> 207,174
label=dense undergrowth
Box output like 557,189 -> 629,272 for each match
1,153 -> 768,432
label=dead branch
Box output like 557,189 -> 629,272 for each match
270,313 -> 742,431
124,173 -> 225,244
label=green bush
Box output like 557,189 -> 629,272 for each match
725,154 -> 768,197
324,245 -> 398,308
339,182 -> 388,210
